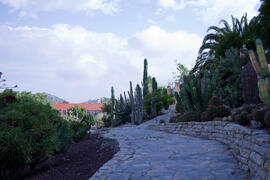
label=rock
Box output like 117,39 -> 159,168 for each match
250,120 -> 262,129
159,119 -> 165,124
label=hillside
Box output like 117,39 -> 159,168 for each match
42,93 -> 69,104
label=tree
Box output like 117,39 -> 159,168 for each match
194,14 -> 257,72
143,59 -> 149,97
258,0 -> 270,49
173,61 -> 189,83
0,72 -> 17,89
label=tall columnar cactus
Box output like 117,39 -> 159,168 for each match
143,59 -> 149,97
135,84 -> 143,124
128,81 -> 135,124
128,82 -> 143,124
151,77 -> 158,118
249,39 -> 270,106
241,63 -> 259,104
110,86 -> 115,119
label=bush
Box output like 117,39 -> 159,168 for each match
172,111 -> 201,122
231,104 -> 268,126
175,103 -> 184,113
102,114 -> 112,127
201,96 -> 231,121
143,87 -> 175,119
0,90 -> 63,178
56,119 -> 74,153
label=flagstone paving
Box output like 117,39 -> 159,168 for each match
89,113 -> 249,180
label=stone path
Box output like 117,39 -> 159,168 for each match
90,113 -> 249,180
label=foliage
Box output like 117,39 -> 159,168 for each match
255,0 -> 270,50
231,104 -> 266,125
241,63 -> 260,104
201,96 -> 231,121
67,105 -> 95,130
66,105 -> 95,143
0,90 -> 63,178
264,109 -> 270,127
175,69 -> 222,112
193,14 -> 257,73
170,111 -> 201,123
215,48 -> 247,107
173,61 -> 190,83
249,39 -> 270,106
101,103 -> 112,127
113,94 -> 131,126
144,86 -> 175,118
0,72 -> 18,90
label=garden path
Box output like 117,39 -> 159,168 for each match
89,111 -> 249,180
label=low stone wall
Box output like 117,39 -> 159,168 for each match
149,121 -> 270,180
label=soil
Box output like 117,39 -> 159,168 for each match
16,133 -> 117,180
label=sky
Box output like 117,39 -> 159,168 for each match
0,0 -> 261,102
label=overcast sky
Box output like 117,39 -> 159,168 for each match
0,0 -> 261,102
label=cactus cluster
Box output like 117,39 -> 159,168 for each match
241,63 -> 259,104
175,69 -> 221,112
201,96 -> 231,122
248,39 -> 270,127
128,82 -> 143,125
249,39 -> 270,106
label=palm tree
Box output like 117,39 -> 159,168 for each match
191,14 -> 257,73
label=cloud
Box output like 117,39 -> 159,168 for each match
147,18 -> 157,25
157,0 -> 185,10
190,0 -> 260,24
0,0 -> 118,16
166,15 -> 175,22
156,0 -> 260,25
0,25 -> 202,102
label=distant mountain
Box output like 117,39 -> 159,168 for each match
83,97 -> 109,104
42,93 -> 69,104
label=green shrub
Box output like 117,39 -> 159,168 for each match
231,104 -> 267,126
143,87 -> 175,118
201,96 -> 231,121
173,111 -> 201,122
102,114 -> 112,127
0,90 -> 63,178
56,119 -> 74,153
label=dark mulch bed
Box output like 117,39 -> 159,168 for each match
16,133 -> 116,180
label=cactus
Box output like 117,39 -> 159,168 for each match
143,59 -> 149,97
128,81 -> 136,124
128,82 -> 143,125
175,69 -> 221,112
151,77 -> 158,118
241,63 -> 259,104
249,39 -> 270,106
135,84 -> 143,124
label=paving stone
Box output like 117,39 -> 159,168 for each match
89,111 -> 249,180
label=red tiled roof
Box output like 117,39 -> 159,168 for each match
52,103 -> 103,112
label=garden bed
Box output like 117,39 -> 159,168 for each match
16,133 -> 118,180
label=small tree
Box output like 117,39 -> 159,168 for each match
0,72 -> 17,89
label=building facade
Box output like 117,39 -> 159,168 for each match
52,103 -> 103,116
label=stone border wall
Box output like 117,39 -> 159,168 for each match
149,121 -> 270,180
